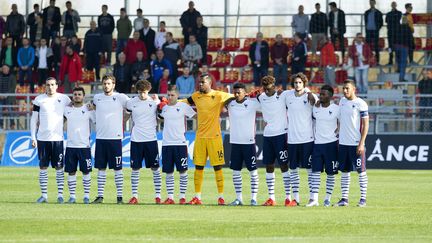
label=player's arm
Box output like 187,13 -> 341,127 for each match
357,110 -> 369,155
30,104 -> 40,148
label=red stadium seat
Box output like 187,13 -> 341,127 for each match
81,70 -> 95,83
414,38 -> 423,50
112,38 -> 117,52
240,68 -> 254,83
284,38 -> 295,49
311,70 -> 324,83
231,54 -> 249,68
15,85 -> 30,99
305,54 -> 320,68
206,54 -> 213,66
335,38 -> 349,51
208,70 -> 221,82
222,38 -> 240,52
241,38 -> 255,51
34,85 -> 46,94
264,38 -> 276,47
212,52 -> 231,68
221,69 -> 239,84
378,38 -> 386,50
207,38 -> 223,52
336,70 -> 348,84
174,38 -> 185,49
425,38 -> 432,51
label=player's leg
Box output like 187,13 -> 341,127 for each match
162,146 -> 175,204
303,143 -> 314,203
307,144 -> 324,207
129,141 -> 144,204
244,144 -> 259,206
52,141 -> 65,204
355,148 -> 368,207
78,148 -> 92,204
262,136 -> 277,206
188,138 -> 207,204
323,142 -> 338,207
64,148 -> 78,203
288,144 -> 301,206
108,140 -> 124,204
276,134 -> 291,206
335,145 -> 351,207
92,139 -> 108,203
143,141 -> 161,204
36,141 -> 50,203
175,146 -> 189,204
208,138 -> 226,205
229,144 -> 244,206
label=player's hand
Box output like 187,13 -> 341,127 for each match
357,143 -> 365,155
32,140 -> 37,148
158,97 -> 168,111
307,92 -> 316,105
315,100 -> 321,107
87,103 -> 95,111
151,94 -> 159,101
248,88 -> 262,98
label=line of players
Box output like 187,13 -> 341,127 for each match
31,73 -> 368,207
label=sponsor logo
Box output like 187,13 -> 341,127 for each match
368,139 -> 429,162
8,136 -> 38,165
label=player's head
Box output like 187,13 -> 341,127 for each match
167,85 -> 179,104
291,73 -> 308,92
233,82 -> 246,102
45,77 -> 58,96
343,79 -> 356,99
72,87 -> 85,104
319,85 -> 334,104
425,68 -> 432,79
261,75 -> 276,96
102,75 -> 116,95
199,74 -> 212,93
135,79 -> 152,97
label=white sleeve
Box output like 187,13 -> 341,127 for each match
89,110 -> 96,124
184,103 -> 196,118
120,94 -> 130,108
359,100 -> 369,118
125,99 -> 132,112
30,111 -> 39,141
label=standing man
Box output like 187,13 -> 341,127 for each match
182,35 -> 202,75
291,32 -> 307,75
226,82 -> 260,206
17,38 -> 35,92
404,3 -> 416,65
64,87 -> 95,204
61,1 -> 81,39
291,5 -> 309,39
159,85 -> 196,204
27,4 -> 41,45
349,33 -> 372,94
162,32 -> 182,81
140,19 -> 156,60
92,75 -> 130,204
364,0 -> 383,63
97,5 -> 115,66
59,45 -> 82,94
328,2 -> 346,59
310,3 -> 328,55
133,9 -> 145,33
31,77 -> 71,203
116,8 -> 133,58
249,32 -> 269,86
194,16 -> 208,64
184,75 -> 233,205
320,36 -> 337,87
335,80 -> 369,207
385,2 -> 402,65
5,4 -> 26,49
83,21 -> 102,81
270,34 -> 289,89
126,80 -> 162,205
180,1 -> 201,46
42,0 -> 61,45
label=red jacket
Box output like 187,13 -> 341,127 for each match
348,42 -> 373,67
320,42 -> 337,67
124,39 -> 147,64
59,52 -> 82,82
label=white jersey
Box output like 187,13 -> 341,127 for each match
64,105 -> 95,148
227,98 -> 260,144
32,93 -> 71,141
285,90 -> 317,144
313,103 -> 340,144
339,97 -> 369,146
126,96 -> 160,142
257,91 -> 288,137
160,102 -> 196,146
93,92 -> 129,140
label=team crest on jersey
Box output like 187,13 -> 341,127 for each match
276,96 -> 280,99
176,108 -> 180,112
211,95 -> 215,99
113,97 -> 117,101
149,104 -> 153,107
82,110 -> 85,114
352,105 -> 356,108
244,103 -> 248,108
303,100 -> 307,104
57,99 -> 61,103
329,111 -> 333,115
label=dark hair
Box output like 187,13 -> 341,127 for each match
315,3 -> 320,6
166,32 -> 173,37
405,3 -> 412,9
329,2 -> 337,7
33,3 -> 39,8
320,85 -> 334,97
233,82 -> 246,90
343,79 -> 356,87
66,1 -> 71,5
294,32 -> 302,39
291,72 -> 309,87
102,4 -> 108,8
135,80 -> 152,92
137,8 -> 142,13
167,84 -> 178,92
160,21 -> 166,25
120,7 -> 126,12
261,75 -> 276,86
102,75 -> 116,84
46,77 -> 58,84
73,86 -> 85,96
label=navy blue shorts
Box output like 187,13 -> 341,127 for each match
162,145 -> 188,173
229,144 -> 257,171
130,141 -> 160,169
312,142 -> 339,175
37,140 -> 64,168
262,134 -> 288,166
288,142 -> 314,169
338,145 -> 366,173
64,147 -> 92,174
95,139 -> 122,170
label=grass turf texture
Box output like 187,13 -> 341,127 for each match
0,167 -> 431,242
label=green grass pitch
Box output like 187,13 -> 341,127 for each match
0,167 -> 431,242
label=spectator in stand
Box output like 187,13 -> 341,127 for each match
70,35 -> 81,54
83,20 -> 102,81
62,1 -> 81,39
342,55 -> 355,80
132,51 -> 150,84
140,18 -> 156,60
249,32 -> 269,86
385,1 -> 402,65
418,69 -> 432,132
0,65 -> 17,129
155,21 -> 167,50
17,38 -> 35,92
180,1 -> 201,45
349,33 -> 372,94
124,31 -> 147,65
33,14 -> 44,45
320,36 -> 337,87
197,64 -> 217,89
364,0 -> 383,64
162,32 -> 182,82
182,35 -> 202,75
116,8 -> 133,58
27,4 -> 41,45
394,16 -> 413,82
291,32 -> 307,75
134,9 -> 145,33
309,3 -> 328,55
5,4 -> 26,49
0,16 -> 5,48
42,0 -> 61,45
152,49 -> 173,93
35,38 -> 53,87
328,2 -> 346,59
158,69 -> 171,94
404,3 -> 416,65
97,4 -> 115,65
194,16 -> 208,64
291,5 -> 309,39
271,34 -> 289,88
176,66 -> 195,95
113,52 -> 132,93
59,45 -> 82,93
0,37 -> 17,69
52,36 -> 67,79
